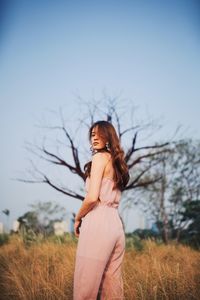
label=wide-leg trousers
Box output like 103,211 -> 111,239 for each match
73,205 -> 125,300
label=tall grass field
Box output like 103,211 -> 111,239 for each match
0,235 -> 199,299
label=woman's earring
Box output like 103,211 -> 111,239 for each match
105,142 -> 110,151
90,145 -> 98,155
90,145 -> 94,154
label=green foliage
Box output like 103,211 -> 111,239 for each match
125,231 -> 163,251
139,138 -> 200,245
133,228 -> 159,239
179,200 -> 200,249
0,233 -> 9,246
181,200 -> 200,221
47,233 -> 77,245
18,211 -> 39,232
125,233 -> 144,251
17,201 -> 67,236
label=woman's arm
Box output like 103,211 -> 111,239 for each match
75,152 -> 107,221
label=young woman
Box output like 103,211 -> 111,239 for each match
73,120 -> 130,300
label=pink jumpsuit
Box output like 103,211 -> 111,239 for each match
73,177 -> 125,300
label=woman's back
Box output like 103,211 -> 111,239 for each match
85,176 -> 122,208
102,152 -> 115,179
85,152 -> 122,208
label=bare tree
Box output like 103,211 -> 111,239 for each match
15,95 -> 171,205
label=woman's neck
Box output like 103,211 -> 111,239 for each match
92,147 -> 110,155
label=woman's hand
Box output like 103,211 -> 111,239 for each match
74,219 -> 82,237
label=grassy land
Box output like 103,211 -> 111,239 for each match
0,234 -> 199,300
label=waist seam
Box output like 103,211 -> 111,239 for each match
96,203 -> 118,209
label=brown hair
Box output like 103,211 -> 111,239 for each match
84,120 -> 130,191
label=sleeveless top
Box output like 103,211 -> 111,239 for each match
85,177 -> 122,209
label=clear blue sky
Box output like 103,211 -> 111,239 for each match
0,0 -> 199,232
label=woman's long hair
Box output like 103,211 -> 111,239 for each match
84,120 -> 130,191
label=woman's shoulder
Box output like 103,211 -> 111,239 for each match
92,151 -> 111,163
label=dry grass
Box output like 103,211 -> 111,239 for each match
0,236 -> 75,299
0,236 -> 199,300
123,240 -> 200,300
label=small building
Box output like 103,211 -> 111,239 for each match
53,220 -> 69,236
0,222 -> 4,234
13,220 -> 20,232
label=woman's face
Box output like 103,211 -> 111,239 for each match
91,126 -> 105,150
